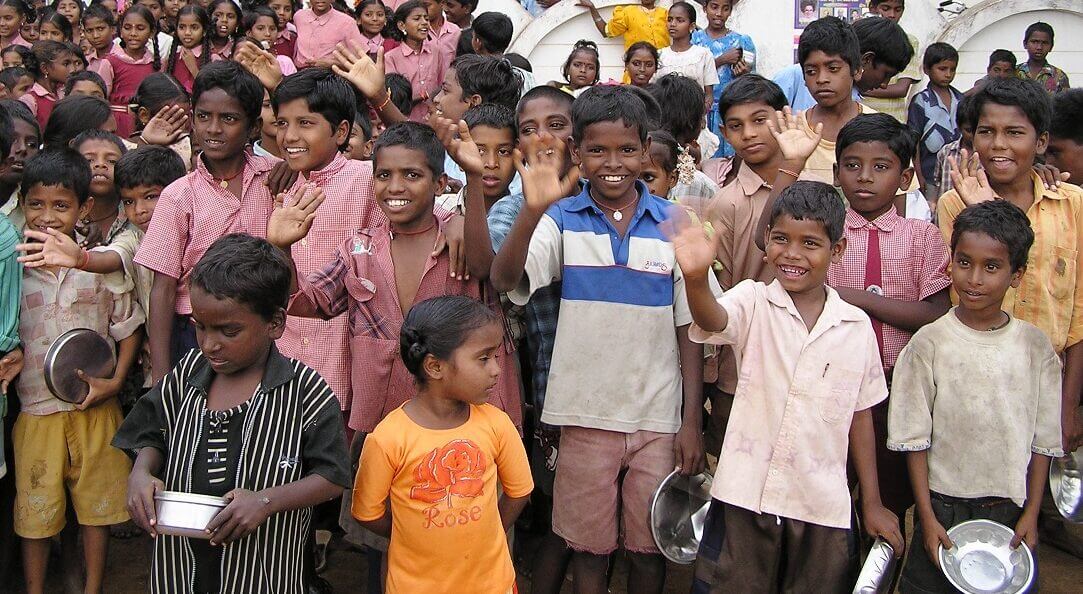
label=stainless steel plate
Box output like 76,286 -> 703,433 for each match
43,328 -> 116,403
1050,448 -> 1082,523
649,469 -> 713,565
853,538 -> 896,593
154,491 -> 227,539
938,519 -> 1034,594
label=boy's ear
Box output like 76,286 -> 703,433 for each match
137,106 -> 151,126
78,195 -> 96,220
362,138 -> 374,158
436,172 -> 449,192
569,137 -> 582,166
832,163 -> 840,188
830,235 -> 846,263
898,166 -> 914,192
333,119 -> 351,148
1035,131 -> 1049,156
466,93 -> 483,108
470,34 -> 482,54
269,308 -> 286,339
1010,265 -> 1025,289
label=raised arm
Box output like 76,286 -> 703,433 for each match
17,228 -> 123,274
576,0 -> 609,37
669,211 -> 729,333
754,108 -> 823,251
332,43 -> 407,127
434,117 -> 493,280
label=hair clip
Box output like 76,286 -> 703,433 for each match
676,145 -> 696,185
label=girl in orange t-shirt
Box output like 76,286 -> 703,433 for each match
352,295 -> 533,594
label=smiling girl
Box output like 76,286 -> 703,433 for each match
356,0 -> 397,59
21,40 -> 81,128
0,0 -> 34,48
101,5 -> 161,139
208,0 -> 240,60
624,41 -> 658,87
384,0 -> 444,122
166,5 -> 210,92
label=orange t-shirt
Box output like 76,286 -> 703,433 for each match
352,403 -> 533,594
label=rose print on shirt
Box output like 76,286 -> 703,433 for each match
410,439 -> 487,508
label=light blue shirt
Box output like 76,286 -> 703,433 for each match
773,64 -> 860,112
444,155 -> 523,196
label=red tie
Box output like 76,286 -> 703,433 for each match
864,226 -> 885,361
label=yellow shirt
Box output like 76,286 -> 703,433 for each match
606,5 -> 669,50
937,175 -> 1083,354
862,33 -> 922,123
353,404 -> 533,594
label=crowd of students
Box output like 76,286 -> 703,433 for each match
0,0 -> 1080,592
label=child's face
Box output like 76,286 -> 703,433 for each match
1,49 -> 20,68
420,0 -> 442,23
21,183 -> 92,238
928,59 -> 957,88
345,123 -> 372,160
258,88 -> 277,141
20,20 -> 38,42
722,101 -> 781,167
372,145 -> 446,227
834,140 -> 912,220
67,79 -> 103,98
399,7 -> 429,43
436,321 -> 504,404
121,14 -> 153,51
10,73 -> 32,96
951,231 -> 1021,315
190,285 -> 284,376
0,117 -> 40,187
973,102 -> 1047,188
177,12 -> 204,48
119,183 -> 162,232
856,59 -> 896,93
211,3 -> 238,38
309,0 -> 331,15
471,125 -> 515,201
624,47 -> 656,87
193,88 -> 256,164
870,0 -> 903,22
275,97 -> 349,173
440,0 -> 469,25
78,139 -> 123,197
764,213 -> 843,297
268,0 -> 292,28
566,50 -> 597,89
704,0 -> 731,31
988,60 -> 1014,79
1024,31 -> 1052,62
641,144 -> 675,198
431,67 -> 471,122
517,96 -> 573,174
572,120 -> 646,202
164,0 -> 185,20
138,0 -> 164,21
666,8 -> 693,42
101,0 -> 118,20
801,50 -> 856,109
56,0 -> 81,24
44,51 -> 82,86
0,6 -> 24,39
38,20 -> 67,42
358,3 -> 385,36
82,16 -> 115,52
247,14 -> 277,44
1046,135 -> 1083,186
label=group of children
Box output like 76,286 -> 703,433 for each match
0,0 -> 1080,593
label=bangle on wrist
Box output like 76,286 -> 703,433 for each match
375,89 -> 392,111
778,168 -> 800,179
77,248 -> 90,270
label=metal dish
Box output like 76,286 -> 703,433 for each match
1050,448 -> 1082,523
43,328 -> 116,403
154,491 -> 227,539
938,519 -> 1034,594
853,538 -> 896,593
649,469 -> 713,564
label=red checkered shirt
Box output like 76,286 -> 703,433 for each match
827,208 -> 951,369
287,216 -> 522,434
277,154 -> 381,409
134,153 -> 279,314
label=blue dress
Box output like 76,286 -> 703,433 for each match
691,29 -> 755,158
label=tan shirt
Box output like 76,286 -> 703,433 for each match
887,310 -> 1063,505
861,33 -> 922,123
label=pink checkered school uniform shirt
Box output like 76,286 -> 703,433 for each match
134,153 -> 278,314
384,40 -> 445,122
428,19 -> 460,73
277,154 -> 381,409
288,216 -> 523,434
826,208 -> 951,370
293,8 -> 365,67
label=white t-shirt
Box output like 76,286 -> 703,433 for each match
654,45 -> 720,88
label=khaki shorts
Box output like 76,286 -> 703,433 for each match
13,402 -> 131,538
552,426 -> 674,555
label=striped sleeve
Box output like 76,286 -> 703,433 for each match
297,364 -> 351,487
0,215 -> 19,353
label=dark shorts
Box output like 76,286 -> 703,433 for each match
170,314 -> 199,368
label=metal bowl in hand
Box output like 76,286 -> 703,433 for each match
1050,448 -> 1082,523
43,328 -> 116,404
938,519 -> 1034,594
649,469 -> 713,564
154,491 -> 228,539
853,538 -> 896,593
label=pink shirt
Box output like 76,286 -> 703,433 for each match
293,8 -> 365,68
428,19 -> 460,73
383,41 -> 444,122
4,34 -> 31,48
86,48 -> 111,93
362,33 -> 398,57
102,45 -> 157,138
20,83 -> 58,130
134,153 -> 279,314
690,280 -> 888,529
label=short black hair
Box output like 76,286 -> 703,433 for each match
373,121 -> 445,177
951,200 -> 1034,272
798,16 -> 860,73
971,77 -> 1051,136
572,84 -> 649,144
451,54 -> 522,112
21,148 -> 91,204
717,74 -> 787,121
627,84 -> 661,130
1051,89 -> 1083,144
987,49 -> 1016,69
515,85 -> 572,131
868,0 -> 903,6
0,104 -> 12,162
767,180 -> 845,244
0,66 -> 27,91
272,68 -> 355,147
385,73 -> 414,117
353,107 -> 373,142
400,295 -> 499,383
922,42 -> 958,71
463,103 -> 515,136
63,69 -> 107,97
646,73 -> 704,145
0,98 -> 36,134
192,61 -> 263,127
42,95 -> 111,148
470,12 -> 512,54
189,233 -> 291,321
71,129 -> 128,154
81,3 -> 114,26
836,113 -> 915,168
1024,21 -> 1054,45
115,146 -> 186,191
956,93 -> 976,132
504,52 -> 531,72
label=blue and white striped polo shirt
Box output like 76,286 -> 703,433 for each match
508,181 -> 697,434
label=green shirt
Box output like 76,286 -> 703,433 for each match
0,214 -> 19,354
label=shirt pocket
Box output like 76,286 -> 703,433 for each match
1048,245 -> 1077,301
817,368 -> 862,425
343,275 -> 387,340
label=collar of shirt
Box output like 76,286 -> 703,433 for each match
303,152 -> 349,185
364,34 -> 383,52
277,27 -> 295,41
186,343 -> 295,394
764,278 -> 865,336
29,82 -> 55,100
194,151 -> 276,191
1017,63 -> 1059,78
428,19 -> 459,41
399,41 -> 432,57
210,40 -> 234,60
735,161 -> 770,196
844,206 -> 901,232
922,85 -> 960,112
565,180 -> 667,223
109,44 -> 154,65
1030,170 -> 1066,204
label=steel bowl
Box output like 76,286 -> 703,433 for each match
1050,448 -> 1082,523
43,328 -> 116,403
853,538 -> 896,593
938,519 -> 1034,594
154,491 -> 227,539
649,469 -> 713,564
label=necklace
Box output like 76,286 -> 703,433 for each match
389,217 -> 437,239
211,167 -> 243,189
986,312 -> 1011,332
589,187 -> 639,221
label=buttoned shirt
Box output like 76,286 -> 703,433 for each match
862,33 -> 922,123
827,208 -> 951,369
907,85 -> 963,183
384,41 -> 445,123
605,5 -> 669,50
134,153 -> 278,314
293,8 -> 365,67
427,19 -> 460,73
0,214 -> 19,354
690,280 -> 887,529
938,175 -> 1083,354
1016,62 -> 1070,95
